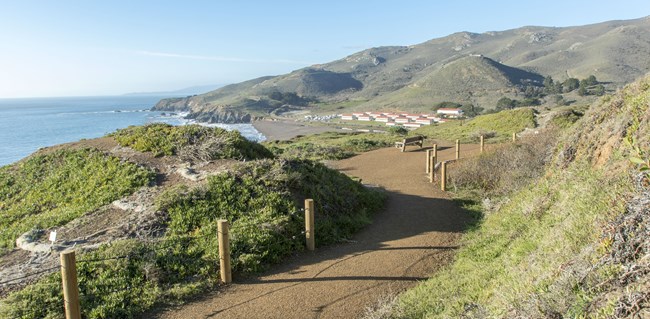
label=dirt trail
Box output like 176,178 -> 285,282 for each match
154,142 -> 481,319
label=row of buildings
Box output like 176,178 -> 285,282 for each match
339,108 -> 464,128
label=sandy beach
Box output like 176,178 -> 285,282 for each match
252,119 -> 344,141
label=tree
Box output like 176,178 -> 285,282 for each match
460,104 -> 484,117
585,75 -> 598,86
577,84 -> 588,96
497,97 -> 516,109
553,94 -> 567,106
563,78 -> 580,92
594,84 -> 605,96
543,76 -> 556,93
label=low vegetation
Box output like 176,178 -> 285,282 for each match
0,148 -> 154,255
1,158 -> 385,318
111,123 -> 272,160
370,75 -> 650,318
412,108 -> 536,143
266,131 -> 397,161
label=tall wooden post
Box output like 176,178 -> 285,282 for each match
480,135 -> 484,153
60,251 -> 81,319
432,144 -> 438,159
440,161 -> 447,191
217,220 -> 232,284
455,140 -> 460,160
512,132 -> 517,142
425,149 -> 432,173
305,199 -> 315,251
429,155 -> 436,183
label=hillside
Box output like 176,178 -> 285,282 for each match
0,124 -> 385,318
153,16 -> 650,122
369,74 -> 650,317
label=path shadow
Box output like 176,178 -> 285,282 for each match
146,188 -> 474,318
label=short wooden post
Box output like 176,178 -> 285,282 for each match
440,161 -> 447,191
60,251 -> 81,319
217,220 -> 231,284
425,149 -> 432,173
455,140 -> 460,160
512,132 -> 517,142
305,199 -> 315,251
480,135 -> 484,153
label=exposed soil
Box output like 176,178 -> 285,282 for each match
152,141 -> 482,319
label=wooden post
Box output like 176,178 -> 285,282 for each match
60,251 -> 81,319
440,161 -> 447,191
480,135 -> 484,153
512,132 -> 517,142
217,220 -> 232,284
425,149 -> 432,173
455,140 -> 460,160
432,143 -> 437,158
429,155 -> 436,183
305,199 -> 315,251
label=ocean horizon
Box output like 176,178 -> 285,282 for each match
0,95 -> 265,167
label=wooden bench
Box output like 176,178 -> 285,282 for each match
395,136 -> 424,152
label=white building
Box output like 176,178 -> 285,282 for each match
375,116 -> 390,122
415,118 -> 433,125
341,114 -> 355,120
436,108 -> 464,117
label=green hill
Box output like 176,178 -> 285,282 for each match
153,17 -> 650,122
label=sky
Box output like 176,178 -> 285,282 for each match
0,0 -> 649,98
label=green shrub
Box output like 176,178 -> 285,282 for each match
0,148 -> 154,255
387,126 -> 409,135
160,159 -> 387,265
0,238 -> 211,319
110,123 -> 273,160
1,158 -> 386,319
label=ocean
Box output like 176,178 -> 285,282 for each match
0,96 -> 265,167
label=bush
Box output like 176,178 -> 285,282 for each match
2,158 -> 386,318
449,130 -> 557,197
111,123 -> 273,160
388,126 -> 409,135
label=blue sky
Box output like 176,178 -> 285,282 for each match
1,1 -> 648,98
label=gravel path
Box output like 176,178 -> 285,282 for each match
154,142 -> 480,319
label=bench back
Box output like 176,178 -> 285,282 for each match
403,136 -> 423,143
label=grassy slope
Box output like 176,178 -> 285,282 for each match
389,76 -> 650,318
0,149 -> 154,255
265,131 -> 400,161
1,127 -> 386,319
412,108 -> 536,143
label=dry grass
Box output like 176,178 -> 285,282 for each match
449,130 -> 557,197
